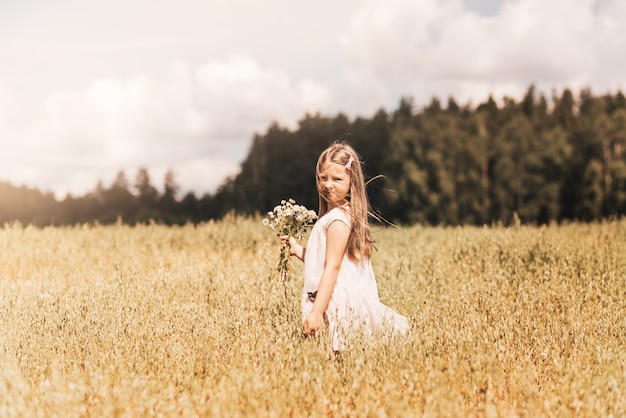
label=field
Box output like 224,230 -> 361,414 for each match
1,216 -> 624,417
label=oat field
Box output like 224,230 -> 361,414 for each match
0,216 -> 624,417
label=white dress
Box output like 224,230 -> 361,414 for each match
302,207 -> 409,350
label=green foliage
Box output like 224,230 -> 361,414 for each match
2,86 -> 626,226
216,87 -> 626,225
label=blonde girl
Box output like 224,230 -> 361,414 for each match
281,143 -> 409,351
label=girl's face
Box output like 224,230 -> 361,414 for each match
318,162 -> 351,208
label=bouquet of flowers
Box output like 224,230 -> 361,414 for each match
263,198 -> 317,280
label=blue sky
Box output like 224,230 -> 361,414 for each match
1,0 -> 625,198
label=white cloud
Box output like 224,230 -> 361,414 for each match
0,39 -> 63,75
193,55 -> 331,135
0,55 -> 331,198
2,0 -> 626,200
341,0 -> 626,107
336,68 -> 390,116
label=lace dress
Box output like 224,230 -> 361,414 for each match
302,207 -> 409,350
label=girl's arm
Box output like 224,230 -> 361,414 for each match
281,235 -> 306,262
303,220 -> 350,335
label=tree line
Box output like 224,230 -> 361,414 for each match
0,168 -> 217,226
1,85 -> 625,227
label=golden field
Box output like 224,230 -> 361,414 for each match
0,216 -> 624,417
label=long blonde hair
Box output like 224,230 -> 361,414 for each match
316,143 -> 374,261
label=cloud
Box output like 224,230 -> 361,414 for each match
0,39 -> 64,75
341,0 -> 626,106
2,0 -> 626,201
0,55 -> 331,198
193,56 -> 331,136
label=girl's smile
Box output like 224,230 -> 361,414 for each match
318,162 -> 351,209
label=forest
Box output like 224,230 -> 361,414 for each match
1,85 -> 625,226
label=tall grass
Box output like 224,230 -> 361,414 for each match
1,216 -> 624,416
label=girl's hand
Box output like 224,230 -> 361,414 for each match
279,235 -> 297,253
303,311 -> 323,336
279,235 -> 305,260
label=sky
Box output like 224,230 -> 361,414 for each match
1,0 -> 625,199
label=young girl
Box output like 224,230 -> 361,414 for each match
281,143 -> 409,351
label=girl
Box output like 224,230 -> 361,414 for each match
281,143 -> 409,351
